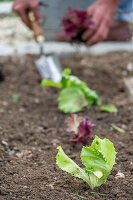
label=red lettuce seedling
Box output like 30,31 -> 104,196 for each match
62,8 -> 94,42
66,114 -> 95,145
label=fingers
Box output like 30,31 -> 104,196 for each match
12,3 -> 30,27
12,0 -> 43,28
87,18 -> 109,46
82,7 -> 104,41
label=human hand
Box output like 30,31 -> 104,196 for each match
82,0 -> 120,45
12,0 -> 43,28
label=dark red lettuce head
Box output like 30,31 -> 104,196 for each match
66,114 -> 95,145
62,8 -> 94,42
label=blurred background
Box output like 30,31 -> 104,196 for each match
0,0 -> 133,56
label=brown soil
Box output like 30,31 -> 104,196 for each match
0,52 -> 133,200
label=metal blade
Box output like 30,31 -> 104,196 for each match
35,54 -> 62,83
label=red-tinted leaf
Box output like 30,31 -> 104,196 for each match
66,113 -> 82,133
62,8 -> 94,41
66,114 -> 95,145
71,117 -> 95,145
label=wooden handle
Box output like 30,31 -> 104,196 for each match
28,11 -> 44,42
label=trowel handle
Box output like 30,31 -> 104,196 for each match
28,11 -> 44,42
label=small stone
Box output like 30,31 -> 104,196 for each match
8,150 -> 15,156
2,101 -> 8,106
115,171 -> 125,179
49,184 -> 54,190
121,124 -> 127,130
19,108 -> 25,113
124,77 -> 133,98
25,123 -> 29,127
130,162 -> 133,165
9,192 -> 13,196
37,126 -> 44,132
34,98 -> 40,104
127,63 -> 133,72
16,152 -> 24,158
2,140 -> 8,146
23,186 -> 28,189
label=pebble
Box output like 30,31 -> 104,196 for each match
9,192 -> 13,196
19,108 -> 25,113
8,150 -> 15,156
2,101 -> 8,106
23,186 -> 28,189
49,184 -> 54,190
127,63 -> 133,72
121,124 -> 127,130
2,140 -> 8,146
34,98 -> 40,104
115,171 -> 125,179
16,150 -> 32,158
37,126 -> 44,132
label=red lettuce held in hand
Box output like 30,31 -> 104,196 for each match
62,8 -> 94,42
66,114 -> 95,145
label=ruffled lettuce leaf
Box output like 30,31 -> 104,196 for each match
66,113 -> 82,133
56,146 -> 91,185
56,136 -> 116,189
66,114 -> 95,145
62,8 -> 94,42
81,136 -> 116,188
42,68 -> 101,113
58,86 -> 88,113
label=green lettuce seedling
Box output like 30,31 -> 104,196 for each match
56,136 -> 116,189
100,104 -> 118,113
42,68 -> 101,113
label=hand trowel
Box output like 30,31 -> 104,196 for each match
28,11 -> 62,83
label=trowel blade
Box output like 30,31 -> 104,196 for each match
35,55 -> 62,83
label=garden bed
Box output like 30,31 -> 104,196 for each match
0,52 -> 133,200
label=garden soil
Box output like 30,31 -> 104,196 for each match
0,52 -> 133,200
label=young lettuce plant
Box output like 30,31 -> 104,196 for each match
56,136 -> 116,190
42,68 -> 101,113
62,8 -> 94,42
66,114 -> 95,145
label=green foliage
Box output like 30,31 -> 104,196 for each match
42,68 -> 101,113
56,136 -> 116,189
10,93 -> 19,101
111,124 -> 125,133
58,86 -> 88,113
100,104 -> 118,113
41,79 -> 61,88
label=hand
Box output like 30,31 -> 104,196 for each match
82,0 -> 120,45
12,0 -> 43,28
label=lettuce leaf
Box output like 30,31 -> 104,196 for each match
66,114 -> 95,145
41,79 -> 62,88
56,136 -> 116,189
100,105 -> 118,113
56,146 -> 91,185
58,86 -> 88,113
42,68 -> 101,113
